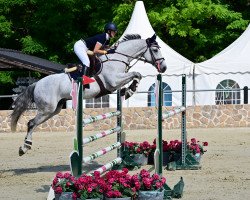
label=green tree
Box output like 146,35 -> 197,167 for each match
146,0 -> 249,62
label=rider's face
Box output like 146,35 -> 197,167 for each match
110,30 -> 117,38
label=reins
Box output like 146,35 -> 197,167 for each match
101,39 -> 165,72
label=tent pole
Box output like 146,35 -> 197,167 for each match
192,64 -> 196,106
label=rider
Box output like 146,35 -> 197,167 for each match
73,22 -> 118,76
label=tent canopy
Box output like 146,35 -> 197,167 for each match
119,1 -> 194,76
195,24 -> 250,74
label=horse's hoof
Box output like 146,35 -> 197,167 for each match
19,147 -> 25,156
120,88 -> 126,96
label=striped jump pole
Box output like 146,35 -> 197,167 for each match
92,157 -> 122,175
83,111 -> 121,126
162,106 -> 186,120
70,77 -> 123,177
82,142 -> 121,163
155,74 -> 187,175
82,127 -> 121,145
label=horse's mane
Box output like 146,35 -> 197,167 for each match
120,34 -> 141,43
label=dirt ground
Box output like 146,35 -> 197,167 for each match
0,127 -> 250,200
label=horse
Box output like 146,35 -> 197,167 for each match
11,34 -> 167,156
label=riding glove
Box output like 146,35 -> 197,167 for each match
107,49 -> 116,54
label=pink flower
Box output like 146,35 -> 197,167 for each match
161,177 -> 166,184
122,168 -> 129,174
87,187 -> 92,193
72,192 -> 78,200
52,177 -> 58,186
56,172 -> 64,178
64,172 -> 71,179
155,181 -> 162,188
135,181 -> 140,190
108,178 -> 115,184
203,142 -> 208,146
191,138 -> 197,144
54,186 -> 63,194
136,148 -> 141,153
152,174 -> 160,180
140,169 -> 150,178
93,171 -> 100,178
66,181 -> 71,187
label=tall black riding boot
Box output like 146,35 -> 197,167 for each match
82,65 -> 89,76
81,65 -> 90,88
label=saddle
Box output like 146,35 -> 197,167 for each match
65,51 -> 103,80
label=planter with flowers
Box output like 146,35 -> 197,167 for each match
148,139 -> 182,166
187,138 -> 208,163
52,171 -> 104,200
52,172 -> 77,200
148,138 -> 208,170
174,137 -> 208,170
132,169 -> 166,200
102,168 -> 138,200
75,171 -> 104,200
51,168 -> 176,200
122,141 -> 152,166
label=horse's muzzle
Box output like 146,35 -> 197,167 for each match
156,60 -> 167,73
160,65 -> 167,73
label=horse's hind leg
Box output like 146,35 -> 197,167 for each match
19,112 -> 51,156
19,99 -> 66,156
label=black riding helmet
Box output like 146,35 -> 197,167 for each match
104,22 -> 118,33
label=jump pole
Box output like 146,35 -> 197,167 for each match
70,78 -> 123,177
156,74 -> 200,170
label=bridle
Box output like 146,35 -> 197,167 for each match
103,39 -> 165,72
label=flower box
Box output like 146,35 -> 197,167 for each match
148,151 -> 175,166
131,153 -> 148,166
105,197 -> 131,200
138,190 -> 164,200
56,192 -> 73,200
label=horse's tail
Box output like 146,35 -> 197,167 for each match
11,83 -> 36,132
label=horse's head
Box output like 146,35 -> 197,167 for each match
144,34 -> 167,73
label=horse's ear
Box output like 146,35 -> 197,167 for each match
146,34 -> 157,46
151,34 -> 156,41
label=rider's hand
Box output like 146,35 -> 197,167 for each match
107,49 -> 116,54
102,50 -> 108,54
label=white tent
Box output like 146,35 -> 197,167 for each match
109,1 -> 194,108
194,24 -> 250,105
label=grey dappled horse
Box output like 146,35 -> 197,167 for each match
11,34 -> 167,156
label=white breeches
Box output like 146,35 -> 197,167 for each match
74,40 -> 90,67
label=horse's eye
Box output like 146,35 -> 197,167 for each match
153,48 -> 158,52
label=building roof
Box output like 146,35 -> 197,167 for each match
0,48 -> 66,74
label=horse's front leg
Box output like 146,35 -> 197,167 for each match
121,77 -> 141,99
113,72 -> 142,99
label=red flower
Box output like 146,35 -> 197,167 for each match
54,186 -> 63,194
63,172 -> 71,179
136,169 -> 167,191
103,169 -> 137,198
191,138 -> 197,144
56,172 -> 64,178
203,142 -> 208,146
